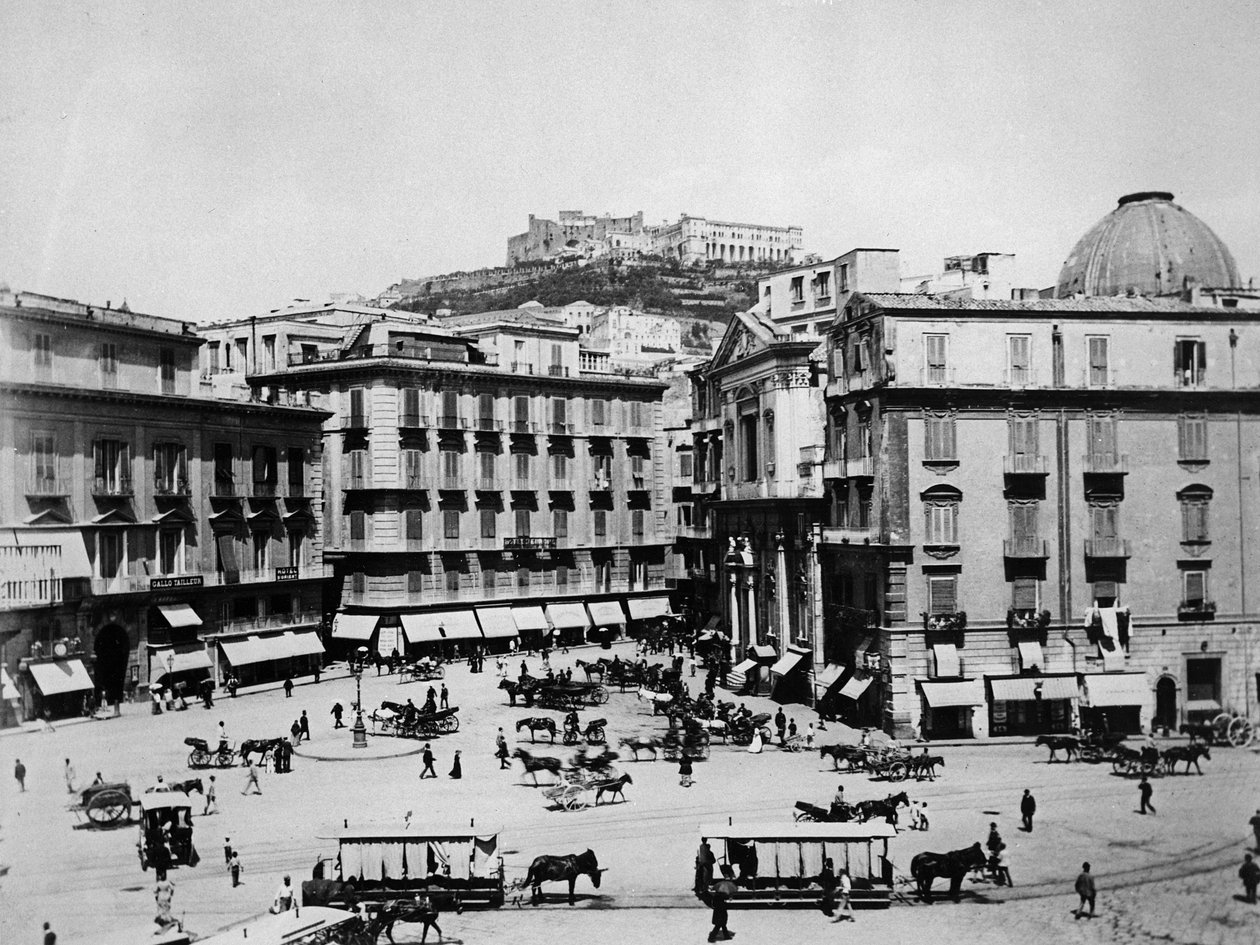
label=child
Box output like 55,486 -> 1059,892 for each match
228,851 -> 243,887
805,722 -> 816,750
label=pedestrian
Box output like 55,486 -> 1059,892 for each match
331,702 -> 345,729
217,721 -> 229,754
299,710 -> 310,742
43,921 -> 56,945
420,743 -> 437,779
203,775 -> 218,815
1240,853 -> 1260,904
695,838 -> 716,893
805,723 -> 815,750
228,851 -> 243,887
788,718 -> 798,742
991,843 -> 1012,886
440,684 -> 449,710
986,822 -> 1003,855
679,752 -> 694,788
1250,809 -> 1260,852
708,883 -> 732,942
241,759 -> 262,795
818,855 -> 837,915
283,677 -> 293,698
1138,775 -> 1155,815
520,659 -> 528,680
154,876 -> 175,928
290,719 -> 302,745
375,655 -> 382,677
449,750 -> 462,780
223,836 -> 233,865
774,709 -> 787,745
313,664 -> 321,684
496,729 -> 510,769
151,687 -> 163,715
1021,789 -> 1036,832
831,867 -> 854,922
64,759 -> 76,794
1074,862 -> 1096,918
272,874 -> 296,913
14,758 -> 26,792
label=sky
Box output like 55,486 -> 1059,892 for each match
1,0 -> 1257,322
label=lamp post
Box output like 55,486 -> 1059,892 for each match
351,646 -> 368,749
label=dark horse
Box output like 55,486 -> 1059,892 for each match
619,736 -> 661,761
168,778 -> 204,796
516,717 -> 558,743
523,849 -> 602,905
574,659 -> 605,683
1035,735 -> 1080,763
499,678 -> 537,707
301,877 -> 357,908
1163,743 -> 1211,775
513,748 -> 563,784
373,893 -> 462,945
592,773 -> 632,805
855,791 -> 909,825
910,754 -> 946,781
910,842 -> 987,902
239,737 -> 286,767
1179,722 -> 1218,745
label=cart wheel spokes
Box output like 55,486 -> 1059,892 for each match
88,789 -> 130,824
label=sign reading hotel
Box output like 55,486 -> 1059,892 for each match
150,575 -> 205,590
275,567 -> 299,581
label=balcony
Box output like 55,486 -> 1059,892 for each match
1004,454 -> 1048,476
919,366 -> 955,387
677,524 -> 711,540
438,416 -> 469,430
26,475 -> 70,497
214,611 -> 323,636
439,475 -> 465,491
1177,600 -> 1217,621
589,477 -> 612,492
504,536 -> 557,552
509,421 -> 538,434
548,478 -> 573,491
822,459 -> 844,480
1082,452 -> 1129,475
510,361 -> 535,374
475,477 -> 503,491
475,418 -> 503,432
692,478 -> 719,495
154,477 -> 192,497
547,365 -> 571,378
820,526 -> 874,546
345,474 -> 369,490
1003,537 -> 1049,558
1084,537 -> 1131,558
249,481 -> 278,498
512,478 -> 537,491
211,477 -> 237,498
1002,368 -> 1038,389
89,564 -> 333,596
92,475 -> 134,497
844,456 -> 873,479
399,413 -> 429,429
549,422 -> 575,435
922,611 -> 967,633
629,474 -> 648,490
341,413 -> 368,431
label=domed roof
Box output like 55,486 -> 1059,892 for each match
1055,192 -> 1238,298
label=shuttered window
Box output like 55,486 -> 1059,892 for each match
593,509 -> 608,538
404,509 -> 423,542
1087,336 -> 1110,386
1007,335 -> 1031,384
349,510 -> 365,541
441,449 -> 460,479
348,388 -> 366,426
1183,570 -> 1207,605
552,397 -> 568,431
441,390 -> 459,425
514,453 -> 531,482
553,510 -> 568,538
478,393 -> 495,428
927,575 -> 958,613
631,510 -> 645,537
1178,415 -> 1208,461
515,509 -> 531,537
590,398 -> 606,427
403,449 -> 423,488
1087,416 -> 1117,464
1181,496 -> 1210,542
1009,418 -> 1038,468
925,416 -> 956,461
1090,505 -> 1118,540
925,503 -> 958,544
480,509 -> 496,539
513,396 -> 530,432
408,570 -> 424,593
443,510 -> 460,539
400,388 -> 423,426
925,334 -> 948,382
1012,577 -> 1038,610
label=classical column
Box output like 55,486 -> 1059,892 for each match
746,576 -> 758,644
775,531 -> 789,646
728,572 -> 740,648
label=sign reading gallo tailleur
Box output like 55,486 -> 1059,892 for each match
150,575 -> 204,590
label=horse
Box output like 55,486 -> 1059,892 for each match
572,747 -> 620,775
855,791 -> 910,825
910,842 -> 987,903
1034,735 -> 1079,763
592,773 -> 632,805
1162,743 -> 1210,775
619,736 -> 661,761
516,717 -> 558,743
168,778 -> 204,796
1179,722 -> 1217,745
372,894 -> 462,945
910,754 -> 946,781
523,849 -> 602,905
301,877 -> 358,908
637,689 -> 673,715
513,748 -> 563,785
574,659 -> 605,683
499,678 -> 536,708
239,737 -> 287,768
819,744 -> 864,771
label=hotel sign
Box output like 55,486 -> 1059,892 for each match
150,575 -> 205,590
503,537 -> 557,552
275,567 -> 299,581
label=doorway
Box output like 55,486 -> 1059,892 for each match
1155,676 -> 1178,731
94,624 -> 130,704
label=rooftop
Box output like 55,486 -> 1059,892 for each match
856,292 -> 1245,317
1,289 -> 198,339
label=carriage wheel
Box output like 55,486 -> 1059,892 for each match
562,731 -> 579,746
794,810 -> 818,823
1210,712 -> 1234,742
1079,746 -> 1100,764
188,750 -> 210,769
87,790 -> 131,825
888,763 -> 909,782
588,728 -> 606,745
1111,759 -> 1128,775
216,751 -> 237,768
435,666 -> 446,679
592,686 -> 609,705
1228,717 -> 1255,747
441,715 -> 460,733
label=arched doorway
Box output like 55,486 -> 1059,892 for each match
1155,675 -> 1178,731
94,624 -> 130,705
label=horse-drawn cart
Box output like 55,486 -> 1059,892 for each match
305,824 -> 505,910
184,736 -> 237,769
536,681 -> 609,710
369,702 -> 460,738
698,822 -> 895,909
399,658 -> 445,684
194,907 -> 368,945
67,781 -> 137,827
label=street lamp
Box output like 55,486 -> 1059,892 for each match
350,645 -> 369,749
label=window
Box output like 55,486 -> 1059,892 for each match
740,412 -> 758,481
1179,486 -> 1212,543
856,416 -> 871,459
630,401 -> 646,429
234,338 -> 248,370
213,443 -> 234,494
853,336 -> 871,373
408,570 -> 424,594
924,415 -> 956,462
513,339 -> 527,371
441,448 -> 461,482
1090,504 -> 1119,548
443,510 -> 460,539
814,270 -> 831,299
838,263 -> 849,291
516,567 -> 530,588
480,509 -> 496,539
287,448 -> 304,496
478,451 -> 496,484
1012,576 -> 1038,611
551,453 -> 568,483
1087,336 -> 1110,386
631,510 -> 645,538
1009,503 -> 1039,554
1008,417 -> 1038,470
927,574 -> 958,614
514,452 -> 531,484
553,510 -> 568,538
400,388 -> 423,427
1178,415 -> 1208,462
1182,569 -> 1209,607
441,390 -> 459,427
262,335 -> 275,372
288,531 -> 304,567
31,432 -> 56,489
1186,657 -> 1221,703
590,398 -> 607,428
924,334 -> 949,383
593,509 -> 608,538
514,509 -> 531,537
630,454 -> 645,481
252,531 -> 269,570
351,572 -> 366,596
98,531 -> 124,580
34,332 -> 52,374
348,387 -> 366,427
403,448 -> 423,488
99,343 -> 118,387
349,510 -> 365,542
1087,415 -> 1118,467
1174,339 -> 1206,387
925,503 -> 958,544
1007,335 -> 1031,385
404,509 -> 424,543
790,276 -> 804,302
208,342 -> 220,373
153,443 -> 187,494
593,454 -> 611,484
556,565 -> 569,587
252,445 -> 278,495
552,397 -> 568,432
348,449 -> 367,489
478,393 -> 495,430
513,396 -> 530,432
159,529 -> 184,575
156,347 -> 176,394
93,439 -> 131,494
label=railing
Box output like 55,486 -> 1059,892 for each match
211,477 -> 236,498
822,459 -> 843,480
677,524 -> 711,540
289,344 -> 471,365
287,480 -> 305,498
1004,454 -> 1048,475
476,418 -> 503,432
548,365 -> 570,377
1003,537 -> 1049,558
1084,538 -> 1131,558
440,475 -> 465,490
549,422 -> 575,435
512,477 -> 536,490
399,413 -> 429,428
343,413 -> 368,429
439,416 -> 468,430
820,526 -> 874,545
692,478 -> 719,494
92,475 -> 134,496
590,477 -> 612,491
345,474 -> 369,490
1002,368 -> 1037,388
1177,600 -> 1217,619
1082,452 -> 1129,474
548,478 -> 572,490
510,361 -> 534,374
214,611 -> 323,636
26,475 -> 70,497
919,366 -> 955,386
250,481 -> 278,498
356,576 -> 663,608
475,477 -> 503,491
510,421 -> 538,434
153,477 -> 192,497
844,456 -> 873,478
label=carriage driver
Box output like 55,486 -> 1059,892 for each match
830,784 -> 848,819
564,709 -> 580,736
216,721 -> 229,755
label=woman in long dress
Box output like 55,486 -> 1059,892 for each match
747,728 -> 764,754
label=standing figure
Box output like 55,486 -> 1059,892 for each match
708,883 -> 732,942
154,877 -> 175,928
1250,808 -> 1260,852
495,729 -> 510,769
831,868 -> 854,922
1138,776 -> 1155,815
272,875 -> 296,913
331,702 -> 345,729
449,750 -> 462,780
1021,789 -> 1036,832
283,677 -> 293,698
241,760 -> 262,795
64,759 -> 76,794
679,752 -> 694,788
203,775 -> 218,815
440,685 -> 449,710
1074,861 -> 1096,918
1240,853 -> 1260,904
299,710 -> 310,742
228,851 -> 243,887
419,744 -> 437,779
14,758 -> 26,792
694,839 -> 715,894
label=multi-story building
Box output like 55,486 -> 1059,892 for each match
250,309 -> 672,656
0,290 -> 331,721
684,301 -> 828,700
589,307 -> 683,365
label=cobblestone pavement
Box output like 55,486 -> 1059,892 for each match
2,641 -> 1257,944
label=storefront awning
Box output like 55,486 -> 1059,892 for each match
1184,698 -> 1222,713
815,663 -> 846,690
332,613 -> 378,641
770,647 -> 809,676
512,606 -> 550,632
149,647 -> 213,679
989,675 -> 1079,702
219,637 -> 268,666
1,666 -> 18,701
748,644 -> 777,661
1016,640 -> 1044,672
0,527 -> 93,579
28,659 -> 94,695
701,616 -> 722,632
476,607 -> 520,640
732,658 -> 759,675
1082,673 -> 1150,707
402,610 -> 482,644
546,602 -> 590,630
627,596 -> 670,620
932,643 -> 961,678
920,678 -> 985,708
586,600 -> 626,626
157,603 -> 202,629
280,631 -> 326,658
838,674 -> 872,700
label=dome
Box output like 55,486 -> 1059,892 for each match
1055,192 -> 1239,298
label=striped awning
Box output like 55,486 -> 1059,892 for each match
586,600 -> 626,626
157,603 -> 202,629
1017,641 -> 1044,672
27,659 -> 94,695
1082,673 -> 1150,707
402,610 -> 482,644
989,675 -> 1079,701
770,647 -> 809,676
838,674 -> 872,700
546,602 -> 590,630
476,607 -> 520,640
512,606 -> 549,632
920,679 -> 985,708
332,613 -> 378,641
815,663 -> 846,690
627,596 -> 670,620
932,643 -> 960,678
149,647 -> 213,680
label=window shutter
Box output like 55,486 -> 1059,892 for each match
928,576 -> 957,613
1184,571 -> 1206,603
481,509 -> 496,538
942,418 -> 956,459
405,509 -> 423,541
1012,577 -> 1038,610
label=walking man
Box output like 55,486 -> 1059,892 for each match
1074,861 -> 1096,918
1249,808 -> 1260,852
217,721 -> 229,754
241,759 -> 262,795
419,744 -> 437,779
774,709 -> 787,746
283,677 -> 293,698
1240,853 -> 1260,904
14,758 -> 26,792
272,875 -> 296,913
64,759 -> 76,794
331,702 -> 345,729
831,868 -> 854,922
228,851 -> 243,887
708,883 -> 732,942
223,836 -> 233,865
203,775 -> 218,815
43,921 -> 56,945
1021,789 -> 1036,832
496,729 -> 510,769
695,838 -> 715,894
1138,775 -> 1155,815
986,822 -> 1003,855
299,710 -> 310,743
440,684 -> 449,710
290,718 -> 302,745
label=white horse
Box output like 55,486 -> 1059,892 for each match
636,689 -> 673,715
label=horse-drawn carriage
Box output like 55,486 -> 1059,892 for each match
697,822 -> 895,908
541,769 -> 633,811
1110,744 -> 1163,777
137,793 -> 199,874
1207,709 -> 1257,748
535,681 -> 609,710
193,906 -> 369,945
67,781 -> 138,826
562,716 -> 607,746
304,824 -> 506,911
369,701 -> 460,738
729,713 -> 772,747
1078,730 -> 1128,763
793,791 -> 909,825
663,715 -> 711,761
184,736 -> 237,769
400,657 -> 445,684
